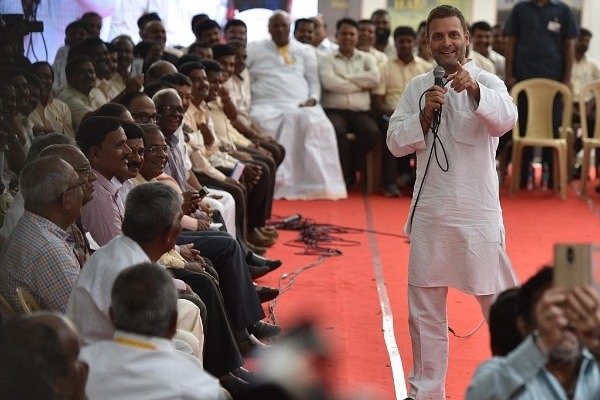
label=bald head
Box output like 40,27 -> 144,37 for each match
268,10 -> 291,47
145,60 -> 177,84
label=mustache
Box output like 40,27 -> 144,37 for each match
128,161 -> 142,169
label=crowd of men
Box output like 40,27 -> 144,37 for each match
0,2 -> 599,399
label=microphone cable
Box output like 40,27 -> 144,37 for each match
408,82 -> 450,227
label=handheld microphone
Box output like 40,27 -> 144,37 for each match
432,66 -> 445,127
433,66 -> 445,87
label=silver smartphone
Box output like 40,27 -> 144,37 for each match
554,243 -> 600,289
131,58 -> 144,77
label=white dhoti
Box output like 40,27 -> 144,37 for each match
252,104 -> 347,200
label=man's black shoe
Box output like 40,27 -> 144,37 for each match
248,265 -> 270,279
233,367 -> 259,384
238,333 -> 269,356
246,253 -> 282,271
256,285 -> 279,303
220,372 -> 249,396
247,320 -> 281,339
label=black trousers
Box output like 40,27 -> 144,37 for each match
176,230 -> 264,331
172,270 -> 243,377
325,109 -> 380,180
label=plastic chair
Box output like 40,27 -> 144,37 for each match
0,292 -> 16,318
509,78 -> 572,200
578,81 -> 600,197
15,287 -> 42,315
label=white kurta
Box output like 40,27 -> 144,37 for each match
247,38 -> 347,200
81,330 -> 224,400
387,61 -> 518,295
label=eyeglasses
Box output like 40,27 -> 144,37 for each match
74,164 -> 93,179
157,105 -> 185,115
131,112 -> 158,123
145,145 -> 171,155
59,178 -> 86,199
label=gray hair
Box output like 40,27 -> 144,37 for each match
151,88 -> 179,106
20,157 -> 76,209
111,262 -> 177,337
122,182 -> 182,243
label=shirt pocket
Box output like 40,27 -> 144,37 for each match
448,109 -> 481,146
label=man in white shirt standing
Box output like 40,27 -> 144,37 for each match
80,262 -> 225,400
319,18 -> 381,187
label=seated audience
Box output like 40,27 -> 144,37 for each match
52,20 -> 88,95
80,263 -> 225,400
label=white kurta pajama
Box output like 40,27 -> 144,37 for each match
247,38 -> 347,200
387,61 -> 519,399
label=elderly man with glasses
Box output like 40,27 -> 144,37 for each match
0,156 -> 85,313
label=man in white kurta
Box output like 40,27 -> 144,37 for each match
386,6 -> 519,399
246,11 -> 346,200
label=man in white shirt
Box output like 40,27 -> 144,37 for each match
319,18 -> 381,187
80,262 -> 225,400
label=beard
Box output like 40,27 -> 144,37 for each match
375,29 -> 391,44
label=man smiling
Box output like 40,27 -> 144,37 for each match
77,116 -> 132,246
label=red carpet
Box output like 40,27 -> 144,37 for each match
256,182 -> 600,399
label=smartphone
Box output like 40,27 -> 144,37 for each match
554,243 -> 600,289
196,186 -> 210,200
131,58 -> 144,77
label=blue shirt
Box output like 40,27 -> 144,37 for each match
466,335 -> 600,400
504,0 -> 579,81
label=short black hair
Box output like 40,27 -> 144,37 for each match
177,53 -> 203,68
64,56 -> 94,79
65,19 -> 87,35
393,26 -> 416,40
160,72 -> 192,87
68,37 -> 106,60
178,61 -> 205,76
76,116 -> 122,155
193,19 -> 221,38
224,19 -> 247,32
580,27 -> 593,38
470,21 -> 492,35
137,12 -> 161,31
294,18 -> 314,33
517,266 -> 554,329
201,59 -> 223,73
212,44 -> 236,60
336,18 -> 359,31
121,121 -> 144,140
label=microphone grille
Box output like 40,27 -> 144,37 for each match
433,66 -> 445,78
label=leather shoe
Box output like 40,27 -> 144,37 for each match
238,333 -> 270,356
248,264 -> 270,279
256,285 -> 279,303
247,228 -> 276,247
246,252 -> 282,271
246,242 -> 267,256
258,226 -> 279,238
220,372 -> 249,396
247,320 -> 281,339
233,367 -> 259,384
